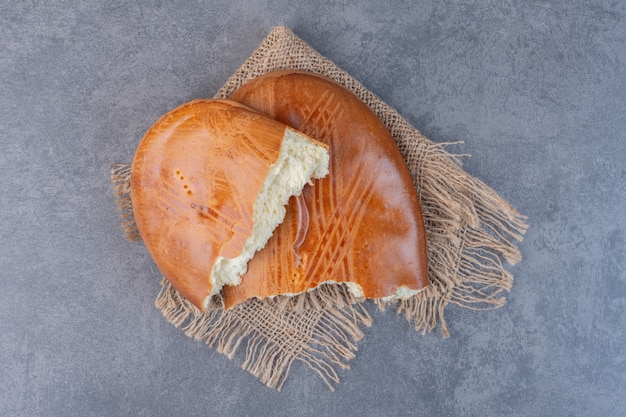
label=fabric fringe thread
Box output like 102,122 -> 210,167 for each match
155,279 -> 371,391
385,139 -> 528,336
110,163 -> 141,242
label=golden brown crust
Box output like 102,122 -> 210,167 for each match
223,71 -> 429,308
131,99 -> 288,309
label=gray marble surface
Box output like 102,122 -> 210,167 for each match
1,1 -> 624,416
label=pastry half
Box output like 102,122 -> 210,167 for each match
131,99 -> 329,310
223,71 -> 429,309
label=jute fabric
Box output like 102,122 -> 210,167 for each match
110,26 -> 527,390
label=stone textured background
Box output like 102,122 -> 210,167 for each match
1,1 -> 624,416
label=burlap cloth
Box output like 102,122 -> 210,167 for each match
111,26 -> 527,391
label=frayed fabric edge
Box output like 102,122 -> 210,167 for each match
382,140 -> 527,337
155,279 -> 372,391
110,163 -> 141,242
